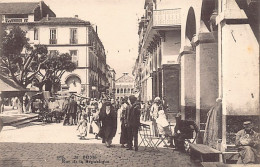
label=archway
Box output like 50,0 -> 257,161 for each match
65,74 -> 82,94
180,7 -> 197,121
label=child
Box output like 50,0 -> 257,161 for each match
156,109 -> 174,148
77,114 -> 88,140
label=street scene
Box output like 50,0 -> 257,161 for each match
0,0 -> 260,167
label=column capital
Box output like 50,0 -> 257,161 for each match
191,32 -> 217,46
179,45 -> 195,56
216,10 -> 247,25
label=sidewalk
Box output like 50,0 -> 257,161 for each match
0,106 -> 38,125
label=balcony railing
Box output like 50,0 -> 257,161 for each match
4,18 -> 28,23
49,39 -> 57,44
153,8 -> 181,26
70,38 -> 78,44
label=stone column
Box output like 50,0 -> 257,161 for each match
162,64 -> 180,114
217,0 -> 259,151
194,32 -> 218,131
180,46 -> 196,121
152,71 -> 157,99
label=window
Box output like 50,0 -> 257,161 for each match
50,28 -> 57,44
120,88 -> 123,94
70,50 -> 78,66
70,28 -> 77,44
128,88 -> 130,93
34,29 -> 38,40
124,88 -> 126,94
117,88 -> 119,94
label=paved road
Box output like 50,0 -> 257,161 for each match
0,119 -> 202,167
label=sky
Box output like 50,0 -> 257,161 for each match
0,0 -> 145,79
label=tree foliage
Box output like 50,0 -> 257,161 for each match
1,26 -> 77,92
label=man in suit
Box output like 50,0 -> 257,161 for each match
126,95 -> 141,151
69,96 -> 78,125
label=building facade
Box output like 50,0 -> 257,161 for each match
105,64 -> 116,99
133,0 -> 181,113
134,0 -> 259,151
115,73 -> 134,100
1,1 -> 112,98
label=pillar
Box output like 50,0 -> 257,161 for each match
180,46 -> 196,121
217,0 -> 259,151
162,64 -> 180,113
194,32 -> 218,131
152,71 -> 157,100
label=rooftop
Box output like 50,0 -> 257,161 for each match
116,73 -> 134,83
0,2 -> 39,14
37,17 -> 90,25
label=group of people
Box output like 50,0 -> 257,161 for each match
61,95 -> 140,150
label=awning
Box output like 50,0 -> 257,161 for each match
0,74 -> 28,97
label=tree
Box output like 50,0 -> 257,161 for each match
1,26 -> 76,112
37,52 -> 77,92
1,26 -> 48,88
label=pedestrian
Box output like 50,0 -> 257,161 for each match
77,114 -> 88,140
126,95 -> 141,151
98,100 -> 117,148
150,97 -> 161,136
91,103 -> 100,139
120,96 -> 129,148
63,97 -> 70,126
23,94 -> 29,113
156,109 -> 174,148
69,96 -> 78,125
11,97 -> 18,109
140,101 -> 145,121
0,96 -> 3,114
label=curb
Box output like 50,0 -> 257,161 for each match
3,115 -> 39,126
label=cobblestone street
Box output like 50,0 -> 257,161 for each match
0,142 -> 201,167
0,121 -> 201,167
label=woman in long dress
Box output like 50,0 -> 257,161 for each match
98,101 -> 117,147
91,102 -> 100,139
119,96 -> 129,147
77,114 -> 88,140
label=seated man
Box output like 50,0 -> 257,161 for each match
235,121 -> 260,164
173,113 -> 199,151
156,109 -> 174,148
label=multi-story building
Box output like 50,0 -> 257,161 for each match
115,73 -> 134,100
134,0 -> 260,152
133,0 -> 181,113
1,1 -> 112,98
106,65 -> 116,99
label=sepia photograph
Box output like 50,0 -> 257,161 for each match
0,0 -> 259,166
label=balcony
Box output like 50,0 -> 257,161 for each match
4,18 -> 28,23
142,8 -> 181,51
70,38 -> 78,44
153,8 -> 181,28
49,39 -> 57,45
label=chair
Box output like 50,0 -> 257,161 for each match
138,123 -> 161,151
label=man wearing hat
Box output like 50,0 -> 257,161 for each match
235,120 -> 260,164
126,95 -> 141,151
